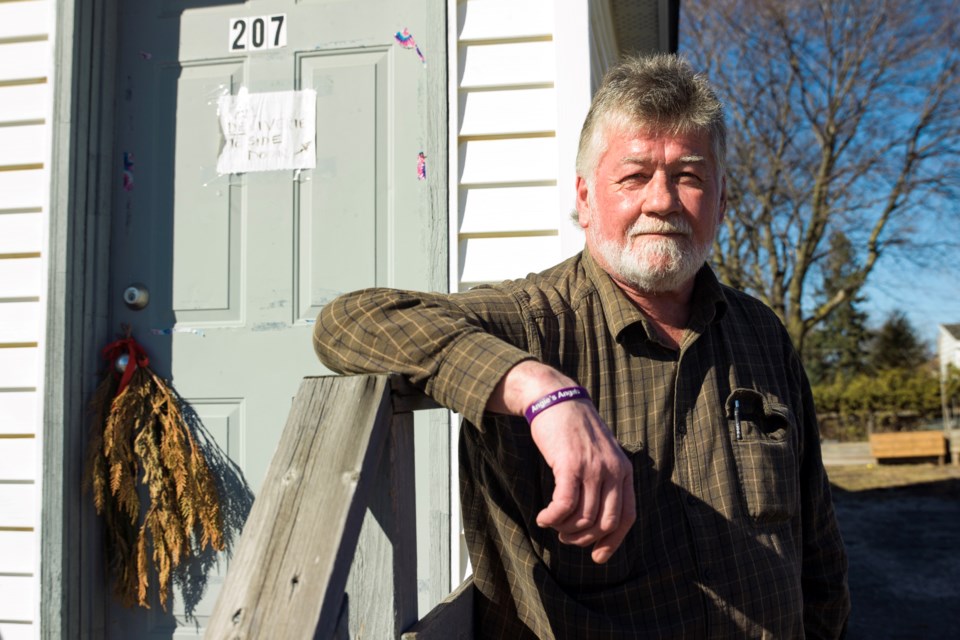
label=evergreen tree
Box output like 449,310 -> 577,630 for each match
802,232 -> 872,384
868,310 -> 928,372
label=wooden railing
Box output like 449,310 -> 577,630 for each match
205,375 -> 474,639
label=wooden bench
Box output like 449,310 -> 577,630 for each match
868,431 -> 947,464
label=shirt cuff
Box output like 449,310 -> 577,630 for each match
427,331 -> 535,430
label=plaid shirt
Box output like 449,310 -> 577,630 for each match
314,249 -> 850,639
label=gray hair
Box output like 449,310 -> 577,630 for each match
575,54 -> 727,185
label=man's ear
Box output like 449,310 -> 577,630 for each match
575,175 -> 591,229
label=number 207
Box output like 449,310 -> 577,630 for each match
230,15 -> 287,52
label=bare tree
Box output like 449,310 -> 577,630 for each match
682,0 -> 960,351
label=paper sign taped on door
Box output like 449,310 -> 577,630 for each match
217,88 -> 317,174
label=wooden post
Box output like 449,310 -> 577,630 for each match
344,411 -> 419,637
205,376 -> 395,639
205,375 -> 466,639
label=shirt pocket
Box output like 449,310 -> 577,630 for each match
725,388 -> 800,525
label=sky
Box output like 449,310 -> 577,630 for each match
861,255 -> 960,353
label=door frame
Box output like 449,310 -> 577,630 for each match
42,1 -> 449,637
43,0 -> 118,637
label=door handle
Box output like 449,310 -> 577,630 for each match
123,283 -> 150,310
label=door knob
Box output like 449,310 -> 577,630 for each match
123,283 -> 150,310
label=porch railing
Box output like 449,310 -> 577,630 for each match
205,375 -> 474,639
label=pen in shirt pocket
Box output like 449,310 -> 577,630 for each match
734,398 -> 742,441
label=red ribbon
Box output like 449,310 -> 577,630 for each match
101,337 -> 150,395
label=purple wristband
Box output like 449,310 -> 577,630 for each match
523,386 -> 590,423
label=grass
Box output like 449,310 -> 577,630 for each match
827,463 -> 960,497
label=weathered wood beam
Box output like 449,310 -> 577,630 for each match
344,410 -> 419,636
205,375 -> 398,639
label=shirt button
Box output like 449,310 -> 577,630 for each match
703,568 -> 713,581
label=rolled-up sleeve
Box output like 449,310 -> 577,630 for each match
313,286 -> 537,427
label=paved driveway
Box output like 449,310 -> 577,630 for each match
832,475 -> 960,638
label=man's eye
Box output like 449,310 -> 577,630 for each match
677,172 -> 703,184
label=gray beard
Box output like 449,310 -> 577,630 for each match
589,218 -> 713,294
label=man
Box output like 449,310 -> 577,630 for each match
315,54 -> 850,639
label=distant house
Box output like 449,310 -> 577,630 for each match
938,324 -> 960,428
938,324 -> 960,373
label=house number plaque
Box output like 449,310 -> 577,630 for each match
229,15 -> 287,52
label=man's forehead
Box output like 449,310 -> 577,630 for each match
603,128 -> 716,169
606,123 -> 712,147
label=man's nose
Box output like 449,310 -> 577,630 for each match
642,172 -> 679,216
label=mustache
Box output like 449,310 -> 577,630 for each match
627,215 -> 693,237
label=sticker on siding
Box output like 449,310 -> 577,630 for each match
216,88 -> 317,175
229,15 -> 287,52
417,152 -> 427,180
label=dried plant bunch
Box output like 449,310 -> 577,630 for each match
86,336 -> 224,610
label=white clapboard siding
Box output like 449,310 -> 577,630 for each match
0,3 -> 49,635
0,531 -> 36,575
453,0 -> 567,290
0,84 -> 49,123
0,170 -> 47,210
460,185 -> 559,233
459,88 -> 557,137
459,235 -> 560,286
0,389 -> 40,436
0,348 -> 38,389
459,137 -> 558,185
0,258 -> 42,298
0,214 -> 43,254
0,392 -> 38,435
460,41 -> 555,88
0,439 -> 36,482
0,622 -> 34,640
0,125 -> 46,167
0,42 -> 50,82
0,576 -> 34,620
0,484 -> 35,528
0,301 -> 41,344
459,0 -> 553,41
0,1 -> 52,40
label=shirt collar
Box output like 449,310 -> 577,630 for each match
582,247 -> 729,344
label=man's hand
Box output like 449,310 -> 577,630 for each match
488,361 -> 636,564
